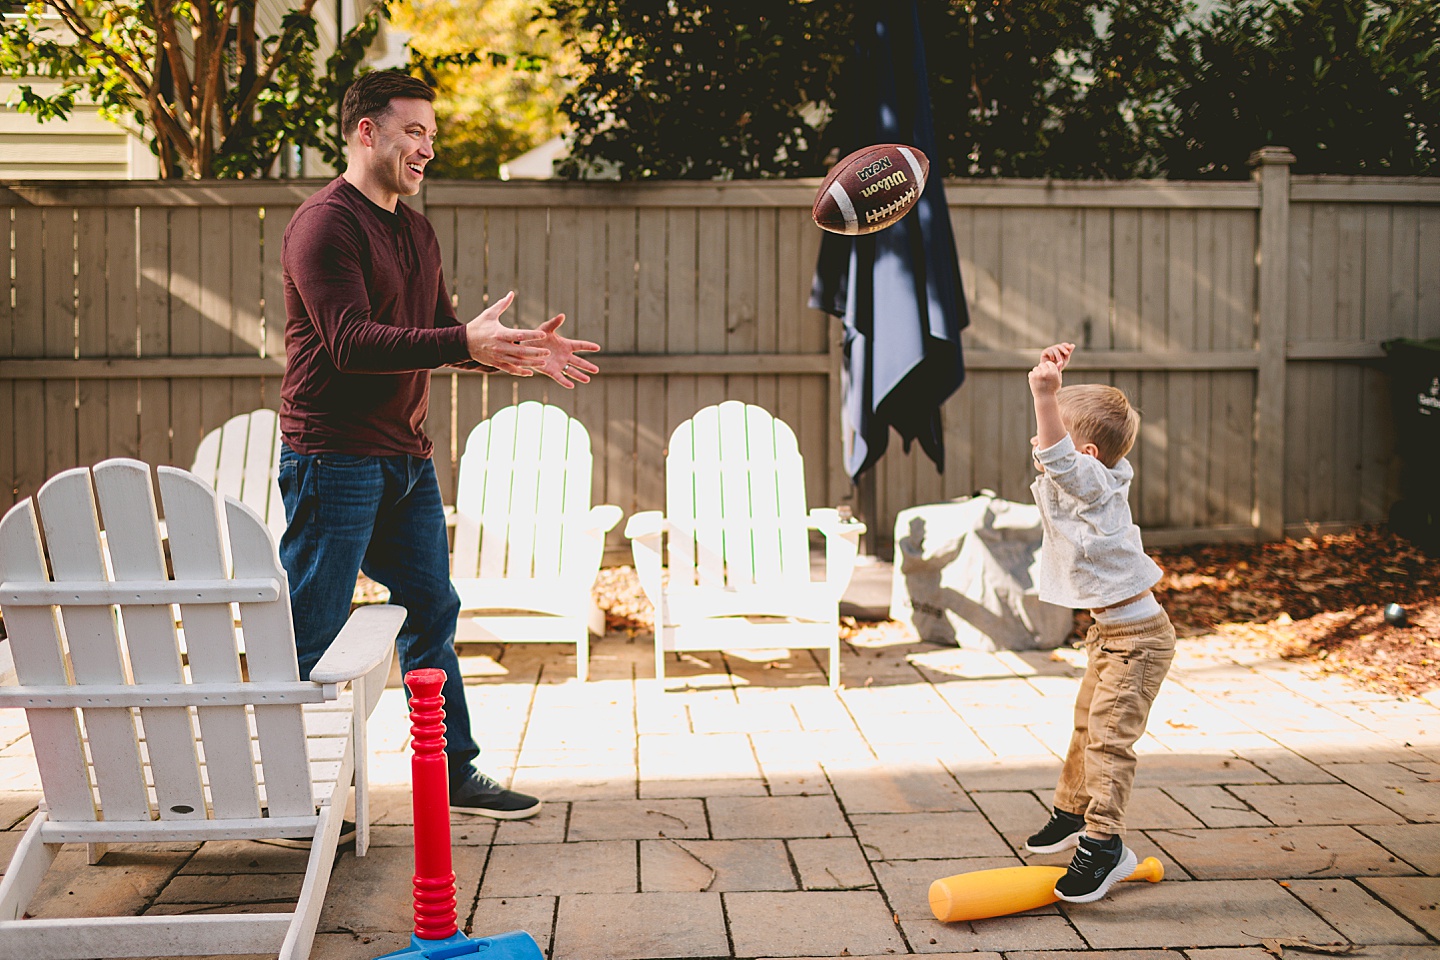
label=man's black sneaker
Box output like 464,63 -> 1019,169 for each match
1054,833 -> 1138,903
1025,807 -> 1086,854
256,819 -> 356,850
450,770 -> 542,820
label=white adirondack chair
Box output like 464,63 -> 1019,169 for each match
191,408 -> 286,540
451,402 -> 623,681
0,458 -> 403,960
625,401 -> 865,689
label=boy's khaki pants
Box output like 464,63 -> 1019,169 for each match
1053,610 -> 1176,836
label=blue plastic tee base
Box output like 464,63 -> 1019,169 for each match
372,930 -> 543,960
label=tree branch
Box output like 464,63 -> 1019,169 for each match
151,0 -> 195,125
196,0 -> 237,166
218,0 -> 322,155
43,0 -> 153,90
42,0 -> 197,170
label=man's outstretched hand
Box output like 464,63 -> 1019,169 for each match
526,313 -> 600,389
465,291 -> 549,375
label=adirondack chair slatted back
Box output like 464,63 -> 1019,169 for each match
666,402 -> 810,589
0,460 -> 315,826
190,409 -> 285,538
454,402 -> 595,581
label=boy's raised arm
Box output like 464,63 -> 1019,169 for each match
1029,342 -> 1075,451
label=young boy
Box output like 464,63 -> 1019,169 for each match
1023,342 -> 1175,903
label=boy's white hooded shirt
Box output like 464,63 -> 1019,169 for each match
1030,434 -> 1163,610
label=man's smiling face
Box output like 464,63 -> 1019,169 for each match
365,97 -> 436,198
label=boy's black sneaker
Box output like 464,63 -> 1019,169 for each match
1025,807 -> 1086,854
450,769 -> 542,820
1054,833 -> 1138,903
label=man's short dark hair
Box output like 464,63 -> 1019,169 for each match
341,70 -> 435,139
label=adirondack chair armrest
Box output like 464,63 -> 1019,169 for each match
444,505 -> 457,529
588,504 -> 624,534
624,510 -> 666,540
808,508 -> 867,539
311,603 -> 406,685
809,508 -> 866,593
624,511 -> 667,608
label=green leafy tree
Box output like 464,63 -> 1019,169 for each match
1166,0 -> 1440,177
1041,0 -> 1190,177
537,0 -> 1186,180
540,0 -> 857,179
0,0 -> 385,178
390,0 -> 577,179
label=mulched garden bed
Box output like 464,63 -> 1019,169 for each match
595,524 -> 1440,700
1149,525 -> 1439,698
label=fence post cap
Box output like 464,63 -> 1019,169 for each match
1248,146 -> 1297,167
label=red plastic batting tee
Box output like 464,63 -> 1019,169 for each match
404,668 -> 458,941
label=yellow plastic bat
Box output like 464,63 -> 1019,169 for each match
929,857 -> 1165,922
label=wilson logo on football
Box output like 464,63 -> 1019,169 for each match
859,170 -> 909,199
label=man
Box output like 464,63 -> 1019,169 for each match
278,70 -> 599,820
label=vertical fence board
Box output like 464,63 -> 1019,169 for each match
633,210 -> 668,524
0,377 -> 10,501
13,381 -> 44,501
602,209 -> 638,535
451,203 -> 484,322
458,210 -> 517,440
5,206 -> 32,491
1307,204 -> 1339,523
105,208 -> 140,460
13,207 -> 44,355
1,207 -> 11,498
545,205 -> 580,418
75,208 -> 109,468
605,208 -> 638,354
795,210 -> 826,357
1136,371 -> 1168,528
1166,210 -> 1198,529
232,208 -> 263,356
1080,209 -> 1112,350
664,211 -> 698,448
1414,211 -> 1440,342
137,206 -> 171,468
513,208 -> 550,412
0,209 -> 11,493
40,207 -> 76,481
42,207 -> 75,359
1110,210 -> 1140,351
260,205 -> 295,361
572,210 -> 609,513
755,208 -> 778,356
966,208 -> 1003,350
168,207 -> 204,468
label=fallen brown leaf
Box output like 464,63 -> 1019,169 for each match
1254,935 -> 1354,956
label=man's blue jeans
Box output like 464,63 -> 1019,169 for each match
278,446 -> 480,781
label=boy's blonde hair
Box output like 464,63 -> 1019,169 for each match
1057,384 -> 1140,467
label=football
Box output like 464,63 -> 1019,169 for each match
812,143 -> 930,236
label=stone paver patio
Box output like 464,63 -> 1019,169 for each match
4,606 -> 1440,959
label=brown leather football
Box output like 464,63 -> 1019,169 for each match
812,143 -> 930,236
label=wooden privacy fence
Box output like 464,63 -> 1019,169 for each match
1,154 -> 1438,558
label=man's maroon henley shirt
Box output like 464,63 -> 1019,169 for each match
280,176 -> 473,458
